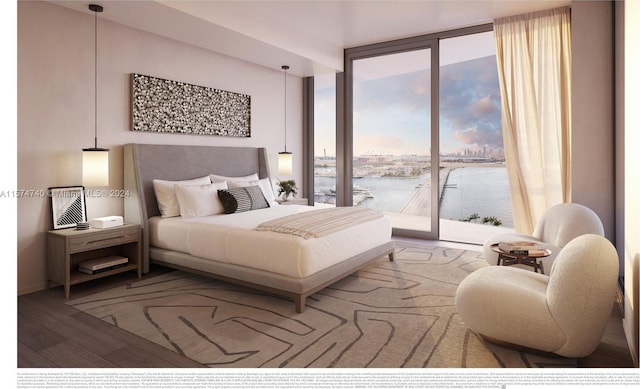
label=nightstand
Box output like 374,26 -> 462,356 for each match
276,197 -> 308,205
46,223 -> 141,298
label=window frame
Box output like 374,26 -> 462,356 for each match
305,23 -> 495,240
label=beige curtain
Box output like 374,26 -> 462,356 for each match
494,7 -> 572,234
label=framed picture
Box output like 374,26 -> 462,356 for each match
130,73 -> 251,137
49,186 -> 87,229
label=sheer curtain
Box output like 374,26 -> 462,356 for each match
494,7 -> 572,234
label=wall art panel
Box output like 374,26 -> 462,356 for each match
130,73 -> 251,137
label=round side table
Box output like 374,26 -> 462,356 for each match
490,243 -> 551,274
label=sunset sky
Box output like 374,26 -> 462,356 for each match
314,32 -> 502,157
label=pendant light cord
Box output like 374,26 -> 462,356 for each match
88,4 -> 103,149
94,8 -> 98,149
282,65 -> 289,153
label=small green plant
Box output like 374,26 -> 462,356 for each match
277,179 -> 298,199
459,213 -> 480,223
481,216 -> 503,226
459,213 -> 503,226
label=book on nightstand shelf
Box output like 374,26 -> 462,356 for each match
498,241 -> 545,255
78,263 -> 128,274
78,255 -> 128,274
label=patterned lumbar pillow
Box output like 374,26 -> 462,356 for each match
217,186 -> 270,214
228,178 -> 278,207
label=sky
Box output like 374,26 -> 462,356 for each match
314,51 -> 502,157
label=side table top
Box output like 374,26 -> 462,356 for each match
47,223 -> 139,237
490,243 -> 551,258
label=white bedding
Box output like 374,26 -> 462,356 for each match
148,205 -> 392,279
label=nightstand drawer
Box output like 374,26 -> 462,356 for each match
69,227 -> 138,253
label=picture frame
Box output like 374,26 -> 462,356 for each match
130,73 -> 251,137
49,186 -> 87,229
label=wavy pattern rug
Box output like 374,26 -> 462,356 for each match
67,243 -> 577,368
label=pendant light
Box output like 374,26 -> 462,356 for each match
278,65 -> 293,175
82,4 -> 109,187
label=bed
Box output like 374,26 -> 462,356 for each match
123,143 -> 394,312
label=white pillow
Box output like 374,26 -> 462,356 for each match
228,178 -> 278,207
153,176 -> 211,218
174,181 -> 228,217
209,173 -> 259,183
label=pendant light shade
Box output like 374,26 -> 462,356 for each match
278,65 -> 292,175
278,151 -> 293,176
82,148 -> 109,187
83,4 -> 109,187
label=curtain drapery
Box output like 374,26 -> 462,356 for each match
494,6 -> 572,234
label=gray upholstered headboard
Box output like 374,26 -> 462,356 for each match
123,143 -> 270,272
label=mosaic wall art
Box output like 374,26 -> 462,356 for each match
130,73 -> 251,137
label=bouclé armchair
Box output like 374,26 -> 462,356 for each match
456,234 -> 619,358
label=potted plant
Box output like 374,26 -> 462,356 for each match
276,179 -> 298,201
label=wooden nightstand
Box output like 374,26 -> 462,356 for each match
276,197 -> 308,205
46,223 -> 141,298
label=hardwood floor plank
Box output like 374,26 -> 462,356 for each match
18,295 -> 128,356
17,312 -> 67,351
17,342 -> 59,368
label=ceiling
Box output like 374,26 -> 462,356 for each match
49,0 -> 570,77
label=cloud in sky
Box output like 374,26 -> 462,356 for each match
313,54 -> 502,156
473,95 -> 499,116
439,55 -> 502,150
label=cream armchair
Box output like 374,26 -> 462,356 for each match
456,234 -> 619,358
483,203 -> 604,274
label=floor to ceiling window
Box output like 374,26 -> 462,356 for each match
438,31 -> 514,244
311,24 -> 514,243
351,49 -> 435,235
343,38 -> 439,240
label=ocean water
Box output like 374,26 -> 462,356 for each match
439,167 -> 514,228
314,166 -> 514,228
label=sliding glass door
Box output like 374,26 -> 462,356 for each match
346,43 -> 439,239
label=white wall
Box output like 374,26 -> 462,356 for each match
573,0 -> 638,365
571,1 -> 614,241
17,1 -> 303,295
623,0 -> 640,367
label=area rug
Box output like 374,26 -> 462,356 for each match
67,243 -> 577,368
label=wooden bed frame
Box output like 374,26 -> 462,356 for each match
123,143 -> 394,312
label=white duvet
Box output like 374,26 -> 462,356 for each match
148,205 -> 392,279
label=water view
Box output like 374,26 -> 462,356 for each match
314,162 -> 514,229
439,166 -> 513,227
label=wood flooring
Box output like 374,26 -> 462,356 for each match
17,264 -> 636,369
